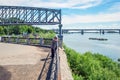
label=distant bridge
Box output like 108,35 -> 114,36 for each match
0,6 -> 61,25
51,29 -> 120,34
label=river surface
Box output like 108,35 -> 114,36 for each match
63,33 -> 120,61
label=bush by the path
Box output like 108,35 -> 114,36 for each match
63,45 -> 120,80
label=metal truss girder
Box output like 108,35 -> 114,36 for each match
0,6 -> 61,25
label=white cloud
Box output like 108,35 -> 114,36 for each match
108,2 -> 120,12
0,0 -> 29,6
62,12 -> 120,24
28,2 -> 69,8
69,0 -> 103,9
33,0 -> 103,9
0,0 -> 103,9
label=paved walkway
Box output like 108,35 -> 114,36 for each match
59,48 -> 73,80
0,43 -> 50,80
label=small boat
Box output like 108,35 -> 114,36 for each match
89,38 -> 108,41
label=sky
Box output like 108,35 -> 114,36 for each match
0,0 -> 120,29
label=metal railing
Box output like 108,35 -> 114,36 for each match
0,36 -> 52,47
45,41 -> 61,80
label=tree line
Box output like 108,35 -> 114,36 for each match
0,25 -> 55,38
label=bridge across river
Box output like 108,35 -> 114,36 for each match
51,29 -> 120,34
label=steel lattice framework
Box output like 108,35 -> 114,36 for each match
0,6 -> 61,25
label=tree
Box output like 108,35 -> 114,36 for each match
27,27 -> 33,34
0,26 -> 4,35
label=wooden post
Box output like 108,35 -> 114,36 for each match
0,37 -> 2,42
40,38 -> 44,46
16,37 -> 19,43
27,38 -> 30,45
8,37 -> 11,43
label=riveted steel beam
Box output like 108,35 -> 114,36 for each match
0,6 -> 61,25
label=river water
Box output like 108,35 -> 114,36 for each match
63,33 -> 120,61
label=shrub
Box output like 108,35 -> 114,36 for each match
63,45 -> 120,80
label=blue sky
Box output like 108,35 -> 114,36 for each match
0,0 -> 120,29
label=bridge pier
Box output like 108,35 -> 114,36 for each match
102,30 -> 105,34
81,30 -> 84,35
58,24 -> 63,48
100,30 -> 102,34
